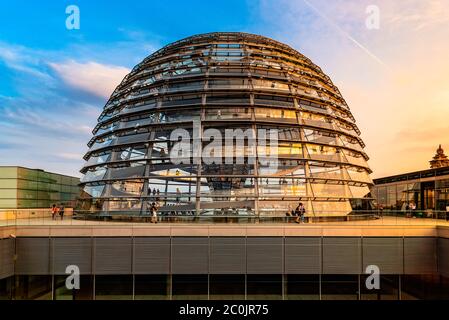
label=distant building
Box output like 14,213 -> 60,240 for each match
430,144 -> 449,169
0,166 -> 80,209
373,152 -> 449,211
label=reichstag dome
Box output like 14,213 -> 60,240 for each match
78,32 -> 373,218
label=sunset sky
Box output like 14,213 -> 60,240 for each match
0,0 -> 448,178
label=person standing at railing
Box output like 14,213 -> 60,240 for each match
299,203 -> 306,223
150,202 -> 158,224
410,203 -> 417,218
51,204 -> 57,220
59,204 -> 65,221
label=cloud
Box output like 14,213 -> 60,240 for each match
49,60 -> 130,98
387,0 -> 449,30
0,42 -> 55,81
58,153 -> 85,161
0,29 -> 160,176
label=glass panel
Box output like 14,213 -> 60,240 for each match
205,107 -> 251,120
252,79 -> 289,91
255,108 -> 296,121
134,275 -> 169,300
360,275 -> 399,300
81,167 -> 107,183
304,128 -> 338,146
247,275 -> 282,300
258,178 -> 307,197
286,275 -> 320,300
54,275 -> 94,300
346,167 -> 372,184
401,275 -> 443,300
208,78 -> 251,90
172,275 -> 208,300
209,275 -> 245,300
82,185 -> 106,198
311,201 -> 352,216
254,95 -> 293,107
342,149 -> 369,168
109,164 -> 146,180
110,180 -> 144,197
95,275 -> 133,300
349,185 -> 371,199
306,144 -> 341,162
309,164 -> 346,181
311,183 -> 349,198
0,277 -> 13,300
321,275 -> 359,300
14,276 -> 52,300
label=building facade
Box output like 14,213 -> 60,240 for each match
372,145 -> 449,213
1,227 -> 449,300
0,167 -> 80,209
372,166 -> 449,212
79,32 -> 373,218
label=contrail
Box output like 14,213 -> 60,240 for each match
302,0 -> 388,68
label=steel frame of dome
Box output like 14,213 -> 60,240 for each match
78,32 -> 374,218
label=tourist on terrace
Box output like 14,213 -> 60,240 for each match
51,204 -> 57,220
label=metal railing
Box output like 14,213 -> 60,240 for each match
1,208 -> 449,227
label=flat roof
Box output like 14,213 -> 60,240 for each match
2,222 -> 449,238
0,166 -> 79,180
2,216 -> 449,238
373,166 -> 449,185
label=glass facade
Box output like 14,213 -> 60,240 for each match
372,167 -> 449,213
3,274 -> 449,300
0,167 -> 80,209
79,32 -> 373,218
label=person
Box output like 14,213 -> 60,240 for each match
299,203 -> 306,223
150,202 -> 158,224
176,188 -> 181,204
405,203 -> 411,218
59,204 -> 65,221
294,204 -> 301,223
51,204 -> 57,220
410,203 -> 417,218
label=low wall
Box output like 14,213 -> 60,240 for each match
0,208 -> 74,221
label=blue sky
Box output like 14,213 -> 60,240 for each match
1,0 -> 448,177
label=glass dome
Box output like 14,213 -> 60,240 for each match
78,32 -> 373,218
